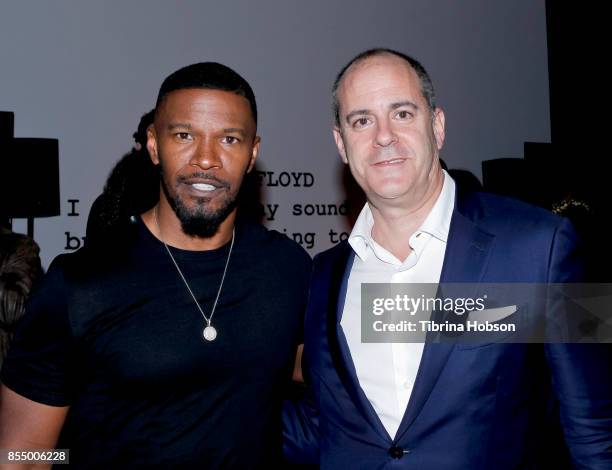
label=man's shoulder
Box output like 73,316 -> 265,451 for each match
45,233 -> 145,291
312,240 -> 351,274
240,222 -> 312,268
460,191 -> 566,233
46,249 -> 88,276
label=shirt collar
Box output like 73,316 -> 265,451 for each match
419,169 -> 455,243
348,170 -> 456,262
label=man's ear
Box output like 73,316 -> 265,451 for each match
333,127 -> 349,164
246,135 -> 260,173
432,108 -> 446,151
147,124 -> 159,165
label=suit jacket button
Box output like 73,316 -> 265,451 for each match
388,446 -> 406,459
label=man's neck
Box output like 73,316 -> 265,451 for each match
142,202 -> 235,251
369,170 -> 444,262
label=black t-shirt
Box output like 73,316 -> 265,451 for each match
1,219 -> 311,469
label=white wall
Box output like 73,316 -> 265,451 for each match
0,0 -> 550,268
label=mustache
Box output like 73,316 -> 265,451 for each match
177,172 -> 230,188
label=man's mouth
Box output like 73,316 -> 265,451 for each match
373,157 -> 406,166
191,183 -> 217,192
177,173 -> 230,197
180,181 -> 227,198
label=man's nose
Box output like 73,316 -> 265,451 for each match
374,119 -> 398,147
190,138 -> 222,170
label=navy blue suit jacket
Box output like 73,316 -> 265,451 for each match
284,190 -> 612,469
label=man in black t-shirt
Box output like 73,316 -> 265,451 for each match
0,62 -> 311,469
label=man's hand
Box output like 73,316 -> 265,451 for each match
292,344 -> 304,383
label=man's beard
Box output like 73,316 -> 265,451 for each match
160,170 -> 238,238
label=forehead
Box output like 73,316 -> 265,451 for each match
156,88 -> 254,127
338,55 -> 424,110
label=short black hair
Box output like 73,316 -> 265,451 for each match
332,48 -> 436,127
155,62 -> 257,125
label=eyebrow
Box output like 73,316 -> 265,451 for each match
166,124 -> 246,137
344,100 -> 420,124
222,127 -> 247,137
345,109 -> 370,124
167,123 -> 192,131
391,100 -> 419,111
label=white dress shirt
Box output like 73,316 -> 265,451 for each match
340,170 -> 455,438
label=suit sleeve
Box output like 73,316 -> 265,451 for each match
283,351 -> 320,465
282,254 -> 320,465
544,218 -> 612,469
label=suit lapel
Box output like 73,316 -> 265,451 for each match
394,197 -> 495,441
325,244 -> 391,439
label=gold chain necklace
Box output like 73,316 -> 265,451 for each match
154,207 -> 234,341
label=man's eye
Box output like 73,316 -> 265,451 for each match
352,117 -> 370,128
176,132 -> 192,141
395,110 -> 413,120
222,136 -> 239,144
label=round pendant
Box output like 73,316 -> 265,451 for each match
203,325 -> 217,341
